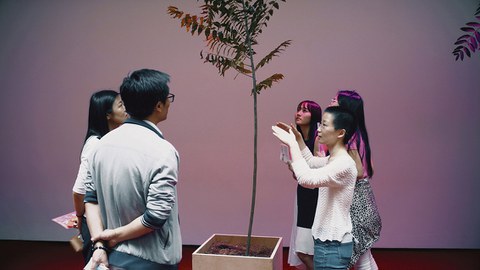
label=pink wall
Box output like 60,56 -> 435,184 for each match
0,0 -> 479,248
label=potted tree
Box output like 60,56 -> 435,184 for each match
167,0 -> 290,269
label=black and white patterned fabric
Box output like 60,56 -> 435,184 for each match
349,178 -> 382,268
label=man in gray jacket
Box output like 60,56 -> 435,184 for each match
85,69 -> 181,270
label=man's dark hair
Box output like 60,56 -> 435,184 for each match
120,69 -> 170,119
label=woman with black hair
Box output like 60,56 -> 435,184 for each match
72,90 -> 128,264
274,106 -> 358,270
331,90 -> 381,270
288,100 -> 322,270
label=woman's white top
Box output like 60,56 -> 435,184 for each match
291,147 -> 357,242
72,136 -> 100,195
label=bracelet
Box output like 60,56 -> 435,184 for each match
92,240 -> 108,252
92,245 -> 109,253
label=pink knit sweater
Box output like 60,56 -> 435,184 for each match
291,148 -> 357,242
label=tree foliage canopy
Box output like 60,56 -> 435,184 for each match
167,0 -> 291,94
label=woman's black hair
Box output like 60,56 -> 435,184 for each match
296,100 -> 322,150
337,90 -> 374,177
324,106 -> 356,144
84,90 -> 119,144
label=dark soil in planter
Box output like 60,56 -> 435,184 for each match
206,242 -> 273,257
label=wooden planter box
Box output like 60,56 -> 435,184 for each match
192,234 -> 283,270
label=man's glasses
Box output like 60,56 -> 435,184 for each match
167,93 -> 175,103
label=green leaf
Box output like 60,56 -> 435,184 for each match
254,73 -> 285,94
256,40 -> 292,70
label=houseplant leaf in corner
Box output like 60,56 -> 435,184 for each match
452,1 -> 480,60
167,0 -> 290,260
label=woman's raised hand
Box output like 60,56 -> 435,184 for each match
276,122 -> 303,142
272,125 -> 296,146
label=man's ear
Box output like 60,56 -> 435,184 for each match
155,101 -> 164,113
